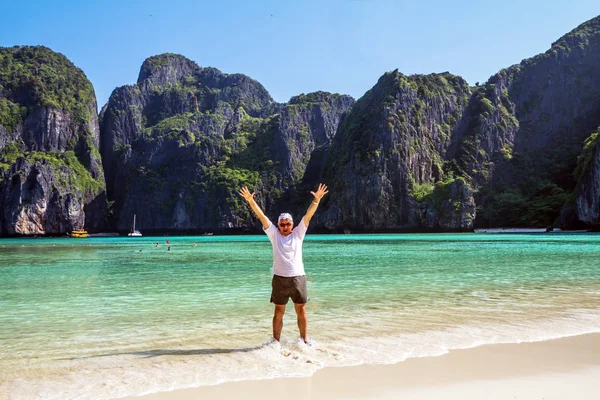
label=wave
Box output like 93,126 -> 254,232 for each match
2,310 -> 600,400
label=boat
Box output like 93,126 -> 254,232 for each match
70,229 -> 89,238
128,214 -> 142,237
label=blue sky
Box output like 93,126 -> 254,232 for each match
1,0 -> 598,109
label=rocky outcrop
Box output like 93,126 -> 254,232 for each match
100,53 -> 355,231
319,70 -> 473,231
447,15 -> 600,228
101,55 -> 268,231
513,18 -> 600,155
574,130 -> 600,226
448,72 -> 519,186
5,15 -> 600,235
423,179 -> 476,230
0,46 -> 106,235
1,157 -> 87,234
274,92 -> 355,184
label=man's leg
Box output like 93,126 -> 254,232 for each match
294,303 -> 307,343
273,304 -> 286,341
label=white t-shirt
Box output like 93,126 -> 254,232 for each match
263,217 -> 308,277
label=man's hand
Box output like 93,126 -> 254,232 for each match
303,183 -> 328,227
240,186 -> 270,229
239,186 -> 255,202
310,183 -> 329,202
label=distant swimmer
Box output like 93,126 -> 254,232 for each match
167,246 -> 171,251
240,183 -> 328,344
156,242 -> 160,247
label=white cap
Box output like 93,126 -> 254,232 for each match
278,213 -> 293,223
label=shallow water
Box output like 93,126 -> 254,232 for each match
1,233 -> 599,399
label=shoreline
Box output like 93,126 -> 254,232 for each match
121,333 -> 600,400
1,228 -> 596,238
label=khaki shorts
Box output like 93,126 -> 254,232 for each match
271,275 -> 309,305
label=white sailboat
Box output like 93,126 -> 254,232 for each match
128,214 -> 142,237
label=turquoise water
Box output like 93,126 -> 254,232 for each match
1,233 -> 600,399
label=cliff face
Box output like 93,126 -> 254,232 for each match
572,129 -> 600,226
319,14 -> 600,231
100,54 -> 355,231
319,71 -> 473,231
99,12 -> 600,233
3,14 -> 600,235
513,19 -> 600,155
1,156 -> 92,234
101,57 -> 480,233
576,145 -> 600,225
274,92 -> 355,185
0,46 -> 105,235
416,178 -> 476,231
450,16 -> 600,228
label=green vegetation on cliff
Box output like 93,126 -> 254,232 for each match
0,142 -> 23,172
479,183 -> 571,228
289,91 -> 346,105
411,176 -> 470,210
144,112 -> 196,146
410,181 -> 435,202
476,145 -> 576,228
0,98 -> 27,133
198,112 -> 281,209
0,143 -> 103,195
0,46 -> 96,124
30,151 -> 104,195
550,15 -> 600,52
143,53 -> 188,69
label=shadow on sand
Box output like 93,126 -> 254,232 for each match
64,345 -> 266,360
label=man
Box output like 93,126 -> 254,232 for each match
239,183 -> 328,343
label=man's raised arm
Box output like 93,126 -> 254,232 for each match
239,186 -> 271,230
303,183 -> 329,227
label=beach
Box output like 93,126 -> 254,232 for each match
124,333 -> 600,400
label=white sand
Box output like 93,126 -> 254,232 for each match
121,333 -> 600,400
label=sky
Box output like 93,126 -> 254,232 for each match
1,0 -> 599,110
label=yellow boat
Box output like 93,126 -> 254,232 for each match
70,229 -> 89,238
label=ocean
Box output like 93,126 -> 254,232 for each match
1,233 -> 599,399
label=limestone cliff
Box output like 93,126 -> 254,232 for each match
0,46 -> 105,235
100,54 -> 354,231
319,70 -> 473,231
453,16 -> 600,228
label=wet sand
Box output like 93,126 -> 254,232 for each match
122,333 -> 600,400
